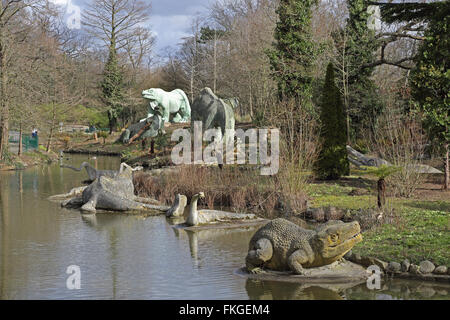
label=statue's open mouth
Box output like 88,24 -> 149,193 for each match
329,232 -> 362,248
342,232 -> 362,245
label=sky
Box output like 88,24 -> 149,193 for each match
54,0 -> 212,54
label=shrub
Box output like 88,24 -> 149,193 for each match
373,101 -> 426,198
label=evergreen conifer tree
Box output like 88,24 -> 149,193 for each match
267,0 -> 319,105
101,47 -> 124,133
315,63 -> 350,180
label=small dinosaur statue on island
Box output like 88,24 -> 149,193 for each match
54,163 -> 168,213
246,218 -> 362,275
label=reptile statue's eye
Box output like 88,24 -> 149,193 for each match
330,234 -> 338,242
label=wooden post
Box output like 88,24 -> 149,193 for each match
150,140 -> 155,155
377,178 -> 386,209
18,123 -> 23,156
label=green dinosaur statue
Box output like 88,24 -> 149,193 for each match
142,88 -> 191,123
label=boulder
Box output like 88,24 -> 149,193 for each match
433,265 -> 448,275
304,207 -> 344,222
359,256 -> 388,271
401,259 -> 410,273
387,261 -> 401,273
419,260 -> 435,274
409,264 -> 420,274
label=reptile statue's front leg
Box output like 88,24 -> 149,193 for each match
172,113 -> 182,123
246,238 -> 273,274
287,249 -> 311,275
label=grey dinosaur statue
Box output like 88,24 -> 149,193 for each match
347,145 -> 443,173
116,114 -> 164,144
61,162 -> 119,182
347,145 -> 390,168
166,194 -> 187,218
191,87 -> 235,144
186,192 -> 260,226
59,163 -> 169,213
245,218 -> 362,275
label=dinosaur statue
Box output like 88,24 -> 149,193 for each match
142,88 -> 191,123
166,194 -> 187,218
245,218 -> 362,275
60,162 -> 119,182
191,87 -> 235,145
57,163 -> 169,213
186,192 -> 260,226
116,114 -> 164,144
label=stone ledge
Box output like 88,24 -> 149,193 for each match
384,272 -> 450,283
235,260 -> 369,284
173,219 -> 269,231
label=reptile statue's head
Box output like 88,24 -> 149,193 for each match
312,221 -> 362,262
142,88 -> 160,101
197,192 -> 205,200
142,89 -> 164,113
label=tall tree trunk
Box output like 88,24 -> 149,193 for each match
46,104 -> 56,152
444,144 -> 449,190
213,30 -> 217,93
0,29 -> 8,160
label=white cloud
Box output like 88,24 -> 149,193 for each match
49,0 -> 70,5
151,14 -> 193,50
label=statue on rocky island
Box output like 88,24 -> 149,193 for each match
245,218 -> 362,275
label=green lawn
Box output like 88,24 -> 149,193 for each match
306,182 -> 450,266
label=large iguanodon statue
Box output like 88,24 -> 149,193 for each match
245,218 -> 362,275
142,88 -> 191,124
191,87 -> 236,145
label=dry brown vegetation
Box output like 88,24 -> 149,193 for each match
133,165 -> 308,219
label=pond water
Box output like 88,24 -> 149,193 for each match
0,155 -> 449,300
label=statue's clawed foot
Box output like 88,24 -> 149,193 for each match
247,267 -> 266,275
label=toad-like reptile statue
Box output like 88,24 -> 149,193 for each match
246,218 -> 362,275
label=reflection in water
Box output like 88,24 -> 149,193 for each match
246,279 -> 348,300
186,231 -> 199,268
0,155 -> 449,300
245,277 -> 450,300
345,279 -> 450,300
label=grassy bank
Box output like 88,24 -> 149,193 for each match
305,179 -> 449,266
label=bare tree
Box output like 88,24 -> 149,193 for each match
0,0 -> 42,159
82,0 -> 152,55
